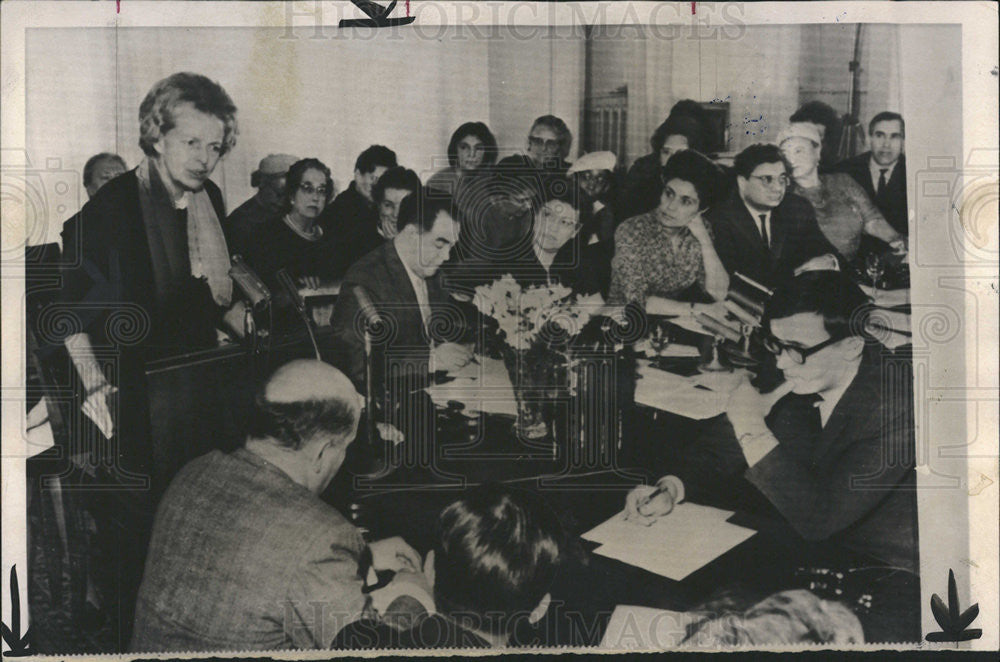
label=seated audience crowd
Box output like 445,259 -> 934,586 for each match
50,71 -> 917,653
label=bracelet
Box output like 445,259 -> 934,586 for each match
84,383 -> 111,398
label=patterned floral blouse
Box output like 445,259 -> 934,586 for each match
608,209 -> 710,305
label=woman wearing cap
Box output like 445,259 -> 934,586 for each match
567,151 -> 620,246
780,123 -> 906,263
609,150 -> 729,318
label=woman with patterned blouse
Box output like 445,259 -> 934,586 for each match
779,123 -> 906,263
609,150 -> 729,318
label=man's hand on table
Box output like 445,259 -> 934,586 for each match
794,253 -> 840,276
624,476 -> 683,526
369,536 -> 422,574
431,342 -> 474,373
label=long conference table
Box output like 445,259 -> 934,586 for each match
323,313 -> 920,647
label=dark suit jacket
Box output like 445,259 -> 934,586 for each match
328,241 -> 461,390
674,348 -> 918,572
131,448 -> 370,652
318,182 -> 381,277
706,192 -> 841,289
834,153 -> 908,236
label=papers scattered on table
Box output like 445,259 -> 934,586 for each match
424,356 -> 518,416
633,362 -> 729,420
634,339 -> 701,358
582,503 -> 756,581
599,605 -> 697,650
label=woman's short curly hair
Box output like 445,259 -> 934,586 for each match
138,72 -> 238,157
283,158 -> 335,213
660,150 -> 723,212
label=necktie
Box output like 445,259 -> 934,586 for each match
758,214 -> 769,247
877,168 -> 888,198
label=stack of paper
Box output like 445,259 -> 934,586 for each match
582,503 -> 756,581
633,362 -> 730,420
424,355 -> 518,416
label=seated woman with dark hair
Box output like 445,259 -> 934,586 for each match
244,158 -> 340,330
427,122 -> 498,195
622,100 -> 711,219
609,150 -> 730,318
335,483 -> 563,649
245,158 -> 338,288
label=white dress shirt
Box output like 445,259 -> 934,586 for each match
400,259 -> 431,328
742,199 -> 772,247
869,157 -> 899,195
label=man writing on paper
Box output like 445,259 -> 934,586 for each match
624,270 -> 917,573
131,360 -> 429,652
328,190 -> 472,392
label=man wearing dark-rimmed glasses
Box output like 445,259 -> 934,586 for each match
625,269 -> 917,575
706,143 -> 841,288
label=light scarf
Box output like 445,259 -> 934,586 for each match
136,158 -> 233,307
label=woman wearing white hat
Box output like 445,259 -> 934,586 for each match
779,123 -> 906,263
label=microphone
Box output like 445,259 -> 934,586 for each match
229,254 -> 271,308
276,268 -> 307,317
353,285 -> 383,329
276,268 -> 321,360
229,255 -> 272,353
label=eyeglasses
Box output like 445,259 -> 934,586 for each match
762,333 -> 846,365
749,174 -> 790,188
528,136 -> 561,151
299,182 -> 329,198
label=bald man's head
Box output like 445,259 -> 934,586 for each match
247,360 -> 361,451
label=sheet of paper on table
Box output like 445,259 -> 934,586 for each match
633,362 -> 730,420
582,504 -> 756,581
424,355 -> 518,416
633,339 -> 702,358
599,605 -> 697,650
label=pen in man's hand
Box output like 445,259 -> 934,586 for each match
625,485 -> 669,521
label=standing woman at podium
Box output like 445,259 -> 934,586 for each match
60,71 -> 244,474
57,71 -> 244,644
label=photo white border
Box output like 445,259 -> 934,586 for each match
2,1 -> 997,655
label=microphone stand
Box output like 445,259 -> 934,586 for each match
276,268 -> 321,360
354,286 -> 381,449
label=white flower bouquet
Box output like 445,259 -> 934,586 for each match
472,274 -> 603,351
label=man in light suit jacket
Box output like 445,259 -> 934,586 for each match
131,360 -> 428,652
706,144 -> 842,290
834,112 -> 908,237
626,271 -> 918,573
328,191 -> 472,393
